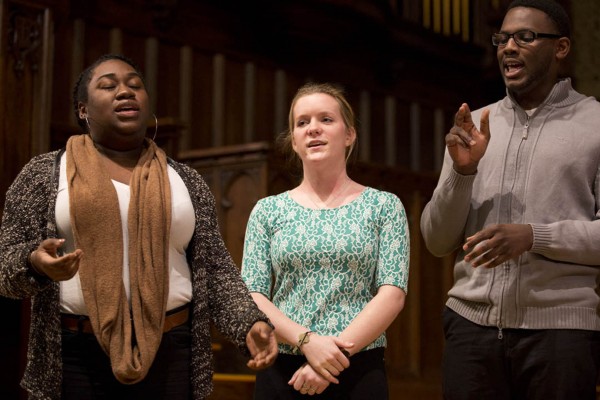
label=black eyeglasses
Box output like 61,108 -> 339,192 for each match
492,29 -> 562,47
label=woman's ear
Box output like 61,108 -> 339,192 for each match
346,127 -> 357,146
78,103 -> 87,119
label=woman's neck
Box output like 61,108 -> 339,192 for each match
93,141 -> 144,169
301,166 -> 348,196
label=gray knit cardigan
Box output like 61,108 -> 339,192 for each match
0,148 -> 269,399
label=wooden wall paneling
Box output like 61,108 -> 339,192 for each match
1,2 -> 55,398
357,90 -> 371,162
178,142 -> 271,266
2,0 -> 51,198
408,190 -> 424,376
384,95 -> 397,167
273,69 -> 287,136
143,37 -> 158,112
3,0 -> 54,180
118,33 -> 145,74
190,50 -> 214,149
155,41 -> 181,118
108,26 -> 122,53
409,102 -> 421,172
212,53 -> 225,147
281,72 -> 305,120
51,16 -> 77,128
177,45 -> 193,152
369,93 -> 387,165
386,189 -> 424,381
83,22 -> 109,66
254,64 -> 276,143
394,99 -> 412,170
242,61 -> 255,143
220,163 -> 268,268
224,57 -> 245,146
419,104 -> 436,172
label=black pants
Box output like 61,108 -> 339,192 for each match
442,307 -> 600,400
61,324 -> 192,400
254,348 -> 388,400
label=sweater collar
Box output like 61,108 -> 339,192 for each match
503,78 -> 585,111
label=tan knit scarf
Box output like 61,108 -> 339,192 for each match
66,134 -> 171,384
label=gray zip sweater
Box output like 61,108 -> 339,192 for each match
421,79 -> 600,332
0,148 -> 269,399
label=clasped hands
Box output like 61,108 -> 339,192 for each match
288,334 -> 353,395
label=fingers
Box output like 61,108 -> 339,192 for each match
246,322 -> 277,370
298,384 -> 317,395
463,224 -> 532,268
30,240 -> 83,281
289,364 -> 329,396
454,103 -> 471,126
301,384 -> 319,396
446,127 -> 475,148
314,365 -> 339,384
449,104 -> 490,149
464,240 -> 501,268
448,104 -> 476,148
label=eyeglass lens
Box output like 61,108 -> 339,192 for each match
493,30 -> 535,46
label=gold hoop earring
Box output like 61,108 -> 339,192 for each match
152,114 -> 158,141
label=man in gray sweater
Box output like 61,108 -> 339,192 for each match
421,0 -> 600,398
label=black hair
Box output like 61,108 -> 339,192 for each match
72,54 -> 145,131
507,0 -> 571,38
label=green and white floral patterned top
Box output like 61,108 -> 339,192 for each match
242,187 -> 410,354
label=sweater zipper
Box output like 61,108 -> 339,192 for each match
522,116 -> 530,139
496,263 -> 509,340
497,115 -> 528,340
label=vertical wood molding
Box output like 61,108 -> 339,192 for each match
274,69 -> 286,136
434,108 -> 445,172
178,45 -> 192,151
109,27 -> 122,54
31,7 -> 52,154
571,1 -> 600,99
243,62 -> 256,143
213,53 -> 225,146
5,1 -> 53,155
358,90 -> 371,162
384,95 -> 396,166
70,18 -> 85,126
407,190 -> 423,376
144,37 -> 158,114
409,102 -> 421,171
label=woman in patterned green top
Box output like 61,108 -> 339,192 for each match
242,83 -> 410,398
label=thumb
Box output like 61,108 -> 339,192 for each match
479,109 -> 491,140
333,338 -> 354,349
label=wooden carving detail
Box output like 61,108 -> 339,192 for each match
8,3 -> 43,78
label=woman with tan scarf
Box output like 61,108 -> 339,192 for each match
0,54 -> 276,399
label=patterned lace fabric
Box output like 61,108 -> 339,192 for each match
242,187 -> 410,354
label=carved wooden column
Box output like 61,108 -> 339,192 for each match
1,0 -> 54,214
